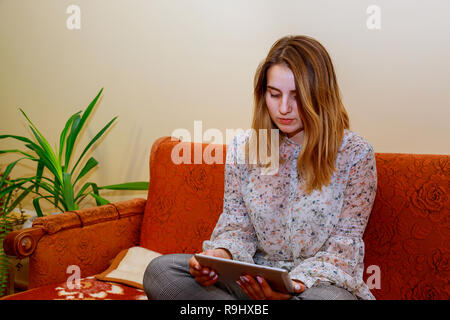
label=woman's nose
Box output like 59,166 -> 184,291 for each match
279,97 -> 292,114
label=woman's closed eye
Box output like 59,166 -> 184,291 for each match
268,92 -> 296,99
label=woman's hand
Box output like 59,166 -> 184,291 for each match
236,275 -> 306,300
189,248 -> 232,287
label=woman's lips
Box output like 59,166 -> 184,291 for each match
279,118 -> 294,125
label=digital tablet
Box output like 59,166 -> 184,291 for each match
194,254 -> 293,294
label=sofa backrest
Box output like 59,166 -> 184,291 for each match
362,153 -> 449,300
140,137 -> 449,300
140,137 -> 227,254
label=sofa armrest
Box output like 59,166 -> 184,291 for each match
3,198 -> 146,289
3,227 -> 46,259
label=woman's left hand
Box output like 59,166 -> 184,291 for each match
236,274 -> 305,300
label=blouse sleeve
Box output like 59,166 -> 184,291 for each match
202,134 -> 258,263
289,145 -> 377,292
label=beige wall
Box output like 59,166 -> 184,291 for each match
1,0 -> 449,211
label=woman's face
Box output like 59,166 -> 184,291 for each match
265,64 -> 304,139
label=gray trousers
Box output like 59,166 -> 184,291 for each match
143,254 -> 357,300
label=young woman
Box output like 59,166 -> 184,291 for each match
143,35 -> 377,300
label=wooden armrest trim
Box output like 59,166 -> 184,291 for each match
3,227 -> 45,259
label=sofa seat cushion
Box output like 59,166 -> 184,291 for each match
2,277 -> 148,300
95,246 -> 162,289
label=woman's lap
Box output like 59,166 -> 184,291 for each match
143,254 -> 357,300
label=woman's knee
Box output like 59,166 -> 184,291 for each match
143,255 -> 171,290
143,254 -> 191,297
298,282 -> 357,300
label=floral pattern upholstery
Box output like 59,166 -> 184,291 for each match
140,137 -> 226,254
4,277 -> 147,300
29,214 -> 142,289
362,153 -> 449,300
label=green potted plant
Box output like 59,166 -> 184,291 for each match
0,170 -> 37,297
0,171 -> 13,297
0,169 -> 34,297
0,88 -> 149,217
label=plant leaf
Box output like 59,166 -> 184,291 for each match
18,108 -> 63,182
52,175 -> 61,209
64,114 -> 81,169
0,134 -> 34,144
0,180 -> 31,199
25,143 -> 63,186
35,162 -> 44,193
89,192 -> 110,205
73,157 -> 98,186
64,88 -> 103,170
24,122 -> 62,182
0,136 -> 42,161
62,172 -> 77,211
0,158 -> 26,187
98,181 -> 149,190
0,149 -> 36,159
91,182 -> 101,206
71,116 -> 117,175
5,184 -> 34,214
30,179 -> 65,212
59,111 -> 82,165
74,182 -> 95,202
1,189 -> 14,214
19,109 -> 58,159
32,197 -> 45,217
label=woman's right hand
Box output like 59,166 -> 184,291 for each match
189,248 -> 232,287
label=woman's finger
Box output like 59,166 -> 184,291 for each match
194,268 -> 218,285
199,268 -> 216,280
190,266 -> 204,278
189,253 -> 219,287
255,276 -> 275,299
199,273 -> 219,287
188,255 -> 202,275
240,275 -> 265,300
292,281 -> 306,294
236,280 -> 252,298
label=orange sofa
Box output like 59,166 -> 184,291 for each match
2,136 -> 449,300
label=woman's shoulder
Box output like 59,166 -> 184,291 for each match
340,129 -> 375,164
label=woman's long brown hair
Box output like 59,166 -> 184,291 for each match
246,35 -> 350,194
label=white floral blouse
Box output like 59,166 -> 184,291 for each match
203,129 -> 377,300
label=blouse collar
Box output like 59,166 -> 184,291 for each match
279,134 -> 302,162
